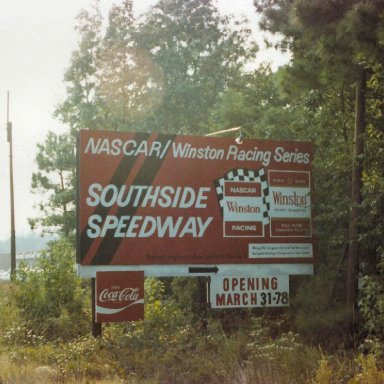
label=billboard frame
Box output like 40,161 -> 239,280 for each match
78,263 -> 313,278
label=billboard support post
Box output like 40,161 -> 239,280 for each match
197,277 -> 208,329
91,278 -> 102,337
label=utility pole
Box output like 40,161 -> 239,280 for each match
6,91 -> 16,277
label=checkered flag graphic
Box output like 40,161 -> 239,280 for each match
214,168 -> 270,225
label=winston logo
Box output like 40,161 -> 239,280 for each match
214,168 -> 270,237
272,191 -> 308,207
226,201 -> 261,214
96,271 -> 144,322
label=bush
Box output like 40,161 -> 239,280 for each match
10,238 -> 90,341
358,273 -> 384,355
245,317 -> 321,384
93,278 -> 248,383
291,270 -> 351,348
348,354 -> 384,384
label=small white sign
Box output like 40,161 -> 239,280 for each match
248,243 -> 313,259
210,274 -> 289,308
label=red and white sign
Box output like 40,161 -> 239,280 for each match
77,130 -> 315,267
210,275 -> 289,308
95,271 -> 144,322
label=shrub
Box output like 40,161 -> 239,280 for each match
244,317 -> 322,384
291,270 -> 351,348
311,355 -> 341,384
10,238 -> 90,341
348,354 -> 384,384
358,273 -> 384,355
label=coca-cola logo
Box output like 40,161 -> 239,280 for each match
99,287 -> 140,303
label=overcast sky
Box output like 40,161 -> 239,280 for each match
0,0 -> 288,243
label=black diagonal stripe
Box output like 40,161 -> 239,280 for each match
79,132 -> 151,262
89,133 -> 176,265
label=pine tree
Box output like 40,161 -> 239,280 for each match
29,131 -> 76,239
256,0 -> 384,325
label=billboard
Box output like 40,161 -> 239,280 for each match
77,130 -> 315,268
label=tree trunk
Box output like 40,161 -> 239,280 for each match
346,65 -> 366,308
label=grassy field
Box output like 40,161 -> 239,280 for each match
0,269 -> 383,384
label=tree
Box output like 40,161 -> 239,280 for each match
134,0 -> 258,134
55,0 -> 259,136
256,0 -> 384,330
30,0 -> 261,235
31,2 -> 103,237
13,238 -> 90,341
54,0 -> 103,134
29,131 -> 76,239
97,0 -> 165,131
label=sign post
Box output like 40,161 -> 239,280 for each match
91,278 -> 102,337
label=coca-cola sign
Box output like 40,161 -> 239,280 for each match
95,271 -> 144,322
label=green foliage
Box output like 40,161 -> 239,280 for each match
133,0 -> 258,134
23,0 -> 384,361
55,0 -> 103,133
29,131 -> 76,239
291,271 -> 351,348
2,275 -> 384,384
359,63 -> 384,265
311,356 -> 336,384
358,274 -> 384,355
257,1 -> 384,349
31,0 -> 263,236
244,317 -> 321,383
49,336 -> 116,380
7,335 -> 116,382
212,65 -> 296,138
92,278 -> 246,383
259,0 -> 384,86
54,0 -> 259,135
348,354 -> 384,384
10,239 -> 90,341
170,277 -> 199,313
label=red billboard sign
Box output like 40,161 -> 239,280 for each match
77,130 -> 315,267
95,271 -> 144,322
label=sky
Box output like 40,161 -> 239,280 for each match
0,0 -> 288,244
